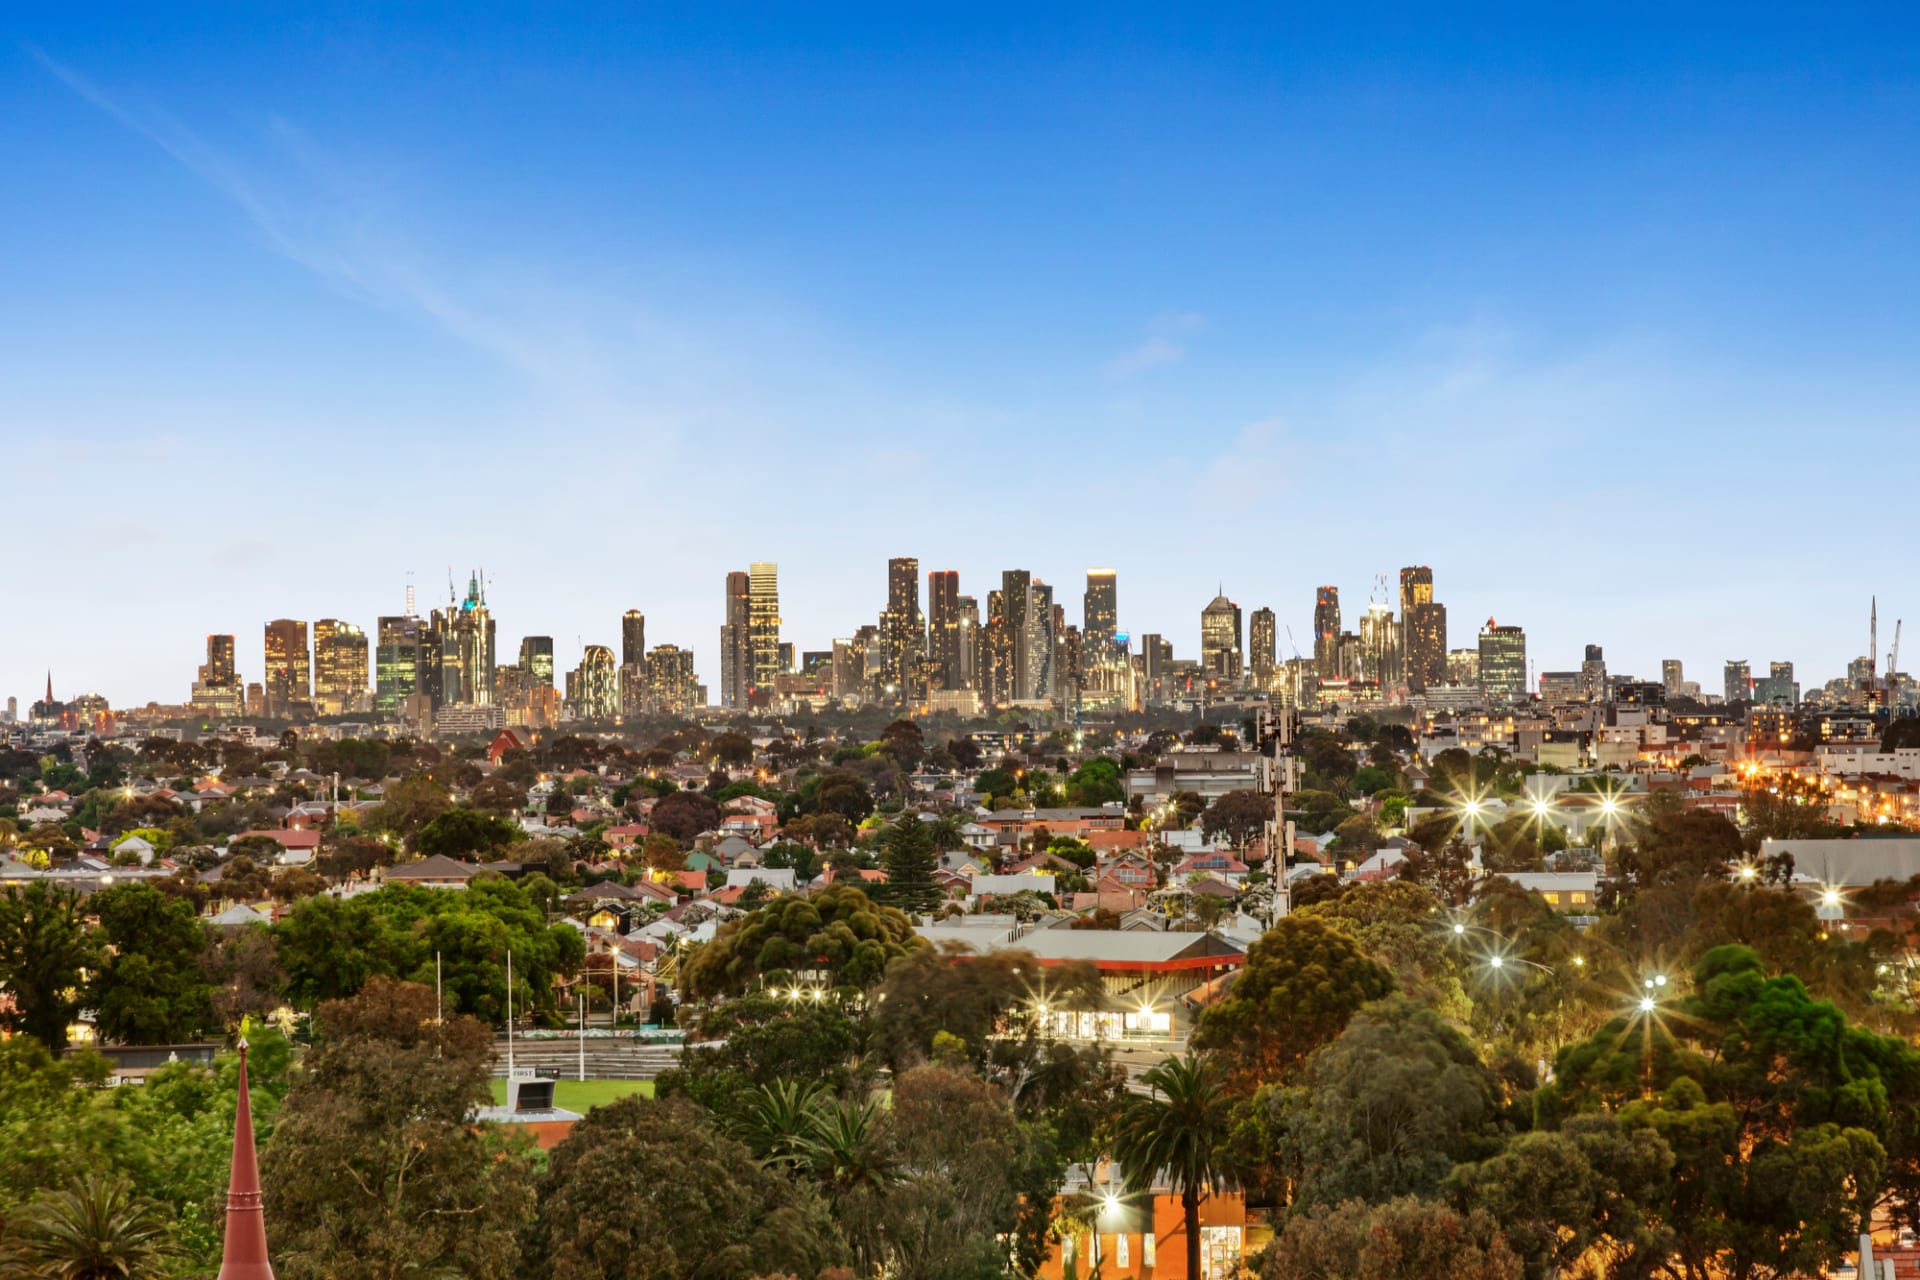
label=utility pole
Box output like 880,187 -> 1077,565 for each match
1257,704 -> 1302,928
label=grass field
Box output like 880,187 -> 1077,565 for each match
488,1078 -> 655,1110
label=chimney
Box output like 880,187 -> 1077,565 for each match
217,1040 -> 276,1280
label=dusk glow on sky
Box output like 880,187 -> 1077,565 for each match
5,7 -> 1918,705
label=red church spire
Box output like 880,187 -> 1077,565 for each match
217,1040 -> 276,1280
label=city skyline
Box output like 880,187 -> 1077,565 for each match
7,12 -> 1920,705
10,554 -> 1904,713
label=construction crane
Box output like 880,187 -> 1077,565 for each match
1890,619 -> 1903,696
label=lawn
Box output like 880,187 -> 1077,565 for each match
489,1078 -> 655,1110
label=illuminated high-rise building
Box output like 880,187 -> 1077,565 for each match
956,594 -> 980,692
431,571 -> 497,707
1250,607 -> 1277,682
927,570 -> 963,690
645,644 -> 699,715
1757,661 -> 1798,705
1399,567 -> 1446,691
1000,571 -> 1035,700
1028,579 -> 1056,699
1200,591 -> 1243,680
1084,569 -> 1117,654
1313,587 -> 1341,678
983,587 -> 1018,705
1477,620 -> 1528,701
1724,660 -> 1751,704
1662,658 -> 1684,696
621,610 -> 647,668
618,611 -> 648,719
570,644 -> 618,720
518,636 -> 555,688
1580,645 -> 1608,702
312,620 -> 368,714
191,634 -> 243,717
881,557 -> 922,701
376,615 -> 432,713
748,562 -> 781,698
720,570 -> 752,708
1447,648 -> 1481,686
262,619 -> 310,716
1360,602 -> 1402,686
204,634 -> 236,688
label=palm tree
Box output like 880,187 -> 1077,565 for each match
727,1078 -> 825,1168
927,812 -> 968,854
0,1174 -> 181,1280
1110,1052 -> 1231,1280
803,1095 -> 897,1197
802,1094 -> 900,1275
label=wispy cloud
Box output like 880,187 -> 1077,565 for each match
1105,335 -> 1186,378
28,46 -> 683,416
1103,311 -> 1206,379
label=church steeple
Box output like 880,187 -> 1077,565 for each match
217,1040 -> 275,1280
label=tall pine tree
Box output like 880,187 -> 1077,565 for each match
877,814 -> 943,919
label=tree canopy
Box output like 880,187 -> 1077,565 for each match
1193,915 -> 1394,1089
680,884 -> 922,999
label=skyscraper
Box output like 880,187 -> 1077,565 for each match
1724,660 -> 1752,704
191,634 -> 243,717
720,570 -> 751,708
1477,620 -> 1527,701
1759,661 -> 1798,705
1028,579 -> 1056,699
619,611 -> 648,720
1141,634 -> 1172,681
1084,569 -> 1118,654
312,620 -> 367,714
262,619 -> 310,716
956,594 -> 980,692
1200,592 -> 1243,679
1662,659 -> 1684,696
519,636 -> 555,688
927,569 -> 962,690
983,587 -> 1017,705
621,610 -> 646,668
1000,570 -> 1034,700
376,615 -> 430,713
882,557 -> 922,700
1250,607 -> 1277,682
748,562 -> 781,697
1580,645 -> 1607,702
645,644 -> 699,715
211,634 -> 237,686
1360,602 -> 1402,686
571,644 -> 618,719
1399,567 -> 1446,691
1313,587 -> 1341,678
431,571 -> 497,707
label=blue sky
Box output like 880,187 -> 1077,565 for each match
4,7 -> 1918,707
